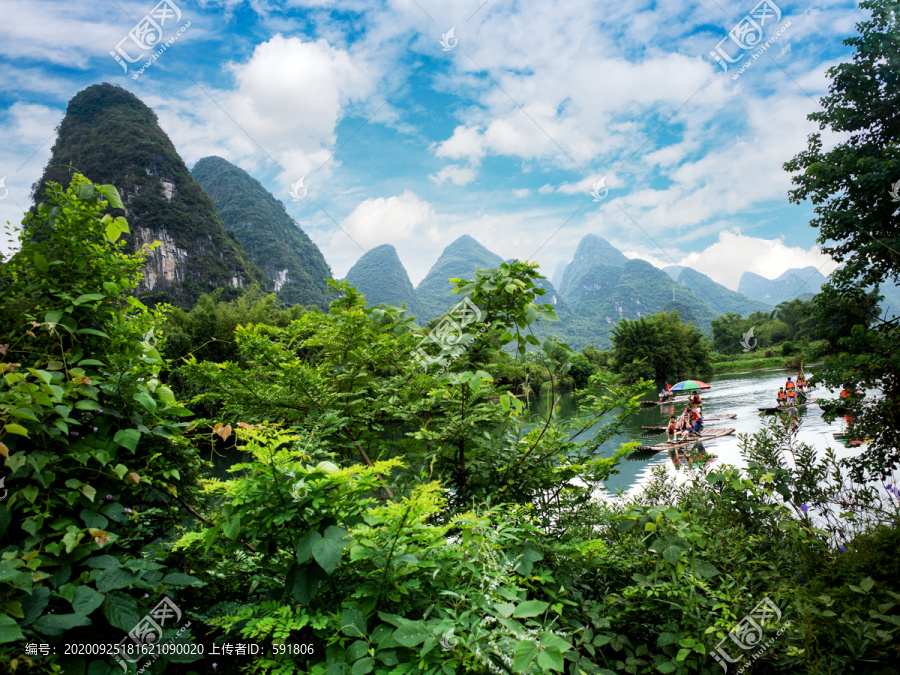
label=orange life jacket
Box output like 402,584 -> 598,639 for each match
777,391 -> 786,401
785,381 -> 795,391
787,389 -> 796,399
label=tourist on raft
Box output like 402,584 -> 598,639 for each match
666,415 -> 678,442
689,405 -> 703,432
777,388 -> 787,406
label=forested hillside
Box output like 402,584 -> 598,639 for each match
192,156 -> 332,309
345,244 -> 423,319
415,235 -> 505,320
31,83 -> 264,307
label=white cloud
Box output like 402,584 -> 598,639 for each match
677,230 -> 838,290
434,125 -> 485,165
429,164 -> 476,186
324,191 -> 438,278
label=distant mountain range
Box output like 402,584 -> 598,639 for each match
738,267 -> 826,305
31,83 -> 874,343
340,232 -> 806,349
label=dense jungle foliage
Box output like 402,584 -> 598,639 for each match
0,174 -> 898,675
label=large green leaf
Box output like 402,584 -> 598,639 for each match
312,537 -> 342,575
96,184 -> 125,210
113,429 -> 140,452
351,658 -> 375,675
291,565 -> 319,605
513,640 -> 538,671
663,546 -> 685,565
512,600 -> 549,618
33,613 -> 91,636
133,391 -> 157,415
95,567 -> 138,592
0,614 -> 24,643
392,621 -> 427,647
73,293 -> 106,306
72,585 -> 105,615
103,593 -> 140,631
296,530 -> 322,564
341,608 -> 367,638
536,646 -> 565,672
20,587 -> 50,626
162,573 -> 203,587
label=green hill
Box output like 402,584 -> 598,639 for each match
416,235 -> 504,320
191,156 -> 332,309
555,237 -> 720,349
345,244 -> 423,319
738,267 -> 827,305
675,267 -> 773,316
32,83 -> 264,307
557,234 -> 628,299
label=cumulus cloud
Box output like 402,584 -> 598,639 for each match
434,125 -> 485,165
323,191 -> 438,279
677,231 -> 838,290
429,164 -> 476,185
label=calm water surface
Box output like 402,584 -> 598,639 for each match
529,367 -> 865,498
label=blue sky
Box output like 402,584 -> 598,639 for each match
0,0 -> 864,290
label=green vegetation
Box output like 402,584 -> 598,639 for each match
710,298 -> 819,355
784,0 -> 900,480
0,175 -> 206,672
5,10 -> 900,671
344,244 -> 424,321
1,174 -> 899,675
191,156 -> 332,310
33,83 -> 264,307
415,235 -> 504,320
609,311 -> 711,383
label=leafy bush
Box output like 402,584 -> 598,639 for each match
0,175 -> 205,673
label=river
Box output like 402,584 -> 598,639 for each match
528,366 -> 867,498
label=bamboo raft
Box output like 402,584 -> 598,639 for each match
641,413 -> 736,432
640,396 -> 702,407
641,397 -> 689,406
633,427 -> 735,452
758,401 -> 811,414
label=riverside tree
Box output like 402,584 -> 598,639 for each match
784,0 -> 900,479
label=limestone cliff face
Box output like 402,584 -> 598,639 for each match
32,83 -> 264,306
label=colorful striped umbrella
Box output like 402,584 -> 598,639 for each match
669,380 -> 711,391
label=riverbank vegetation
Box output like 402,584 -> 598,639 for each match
1,172 -> 899,675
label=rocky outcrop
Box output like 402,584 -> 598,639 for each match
32,83 -> 264,306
